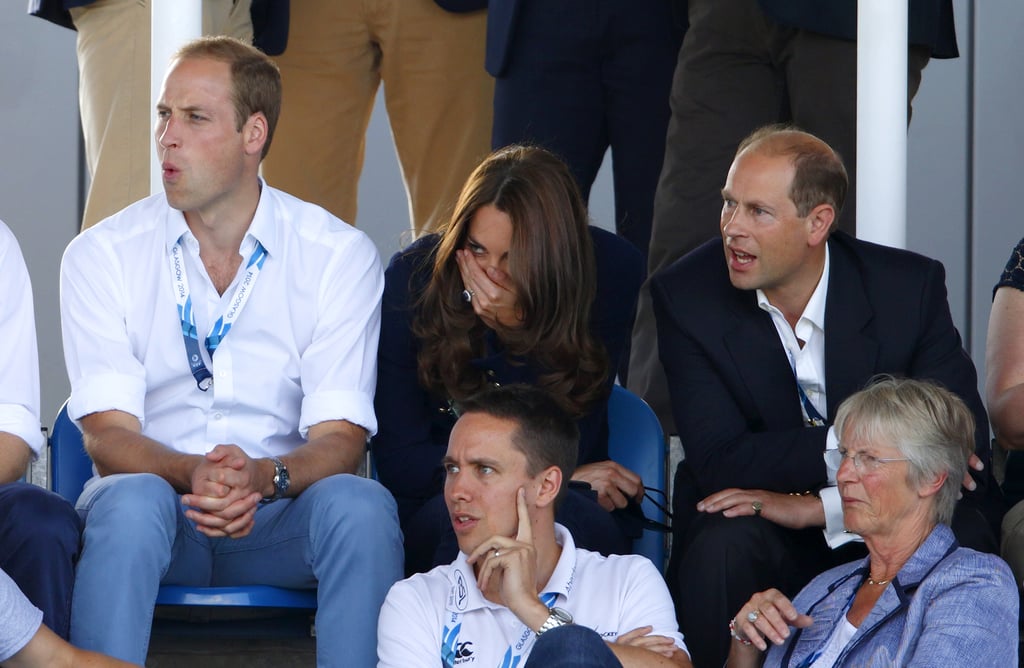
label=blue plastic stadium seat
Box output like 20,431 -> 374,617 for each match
606,385 -> 668,570
50,401 -> 317,610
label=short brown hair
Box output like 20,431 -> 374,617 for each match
174,36 -> 281,159
737,125 -> 848,220
456,385 -> 579,503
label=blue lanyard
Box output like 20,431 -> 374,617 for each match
168,236 -> 268,391
787,349 -> 826,427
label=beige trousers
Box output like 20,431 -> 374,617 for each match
72,0 -> 253,230
261,0 -> 493,235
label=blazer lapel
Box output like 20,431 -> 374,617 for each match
722,291 -> 805,428
823,236 -> 879,420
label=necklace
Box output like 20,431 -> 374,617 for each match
865,575 -> 891,586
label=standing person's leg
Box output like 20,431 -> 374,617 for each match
211,474 -> 403,667
262,0 -> 379,226
490,0 -> 606,215
71,473 -> 204,664
72,0 -> 151,230
0,483 -> 81,640
602,0 -> 684,261
781,28 -> 931,235
627,0 -> 781,429
72,0 -> 253,230
378,0 -> 493,236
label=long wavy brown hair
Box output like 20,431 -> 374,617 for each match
413,145 -> 608,417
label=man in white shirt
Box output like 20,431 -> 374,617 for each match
650,126 -> 999,668
0,221 -> 82,643
378,385 -> 691,667
60,36 -> 402,666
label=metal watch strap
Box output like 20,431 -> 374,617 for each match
260,456 -> 289,503
536,607 -> 572,636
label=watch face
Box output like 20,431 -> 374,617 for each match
551,607 -> 573,624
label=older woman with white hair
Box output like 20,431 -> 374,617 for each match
726,377 -> 1018,667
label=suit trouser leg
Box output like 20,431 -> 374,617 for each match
72,0 -> 253,230
378,0 -> 493,235
672,513 -> 862,668
264,0 -> 493,236
0,482 -> 82,640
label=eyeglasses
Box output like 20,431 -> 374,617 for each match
824,448 -> 909,473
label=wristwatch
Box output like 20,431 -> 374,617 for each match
536,607 -> 573,636
260,456 -> 290,503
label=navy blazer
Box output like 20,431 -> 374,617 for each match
759,0 -> 958,58
765,524 -> 1017,666
652,232 -> 991,533
373,226 -> 643,520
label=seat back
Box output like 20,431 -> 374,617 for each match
607,385 -> 668,570
50,402 -> 317,610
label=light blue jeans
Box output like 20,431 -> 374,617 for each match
70,472 -> 403,667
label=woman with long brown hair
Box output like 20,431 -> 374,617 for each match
373,145 -> 646,574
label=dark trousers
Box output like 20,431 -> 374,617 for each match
526,625 -> 623,667
0,482 -> 82,639
491,0 -> 684,263
669,513 -> 866,668
628,0 -> 931,430
402,484 -> 632,576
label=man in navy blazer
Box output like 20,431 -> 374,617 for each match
651,126 -> 1000,668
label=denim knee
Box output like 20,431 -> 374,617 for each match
526,625 -> 622,667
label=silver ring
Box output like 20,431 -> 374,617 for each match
493,549 -> 501,557
462,289 -> 474,303
746,610 -> 760,624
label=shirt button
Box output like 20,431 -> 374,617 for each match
213,412 -> 223,420
218,370 -> 228,378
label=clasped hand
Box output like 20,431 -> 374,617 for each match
181,444 -> 264,539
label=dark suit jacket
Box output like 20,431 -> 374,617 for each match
759,0 -> 958,58
652,232 -> 991,534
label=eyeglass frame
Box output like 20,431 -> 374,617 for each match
824,447 -> 909,473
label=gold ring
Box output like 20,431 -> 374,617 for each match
752,501 -> 763,517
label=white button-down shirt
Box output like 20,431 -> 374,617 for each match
0,221 -> 44,455
757,246 -> 856,548
60,184 -> 383,458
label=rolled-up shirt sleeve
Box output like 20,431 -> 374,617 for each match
0,222 -> 44,454
299,230 -> 383,438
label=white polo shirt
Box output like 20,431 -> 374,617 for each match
0,221 -> 43,456
378,524 -> 688,667
60,183 -> 383,457
0,567 -> 43,662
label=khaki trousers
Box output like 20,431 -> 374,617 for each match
261,0 -> 493,235
72,0 -> 252,230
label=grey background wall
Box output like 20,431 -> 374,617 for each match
2,1 -> 1021,431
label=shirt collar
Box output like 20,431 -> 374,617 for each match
162,178 -> 277,258
756,243 -> 831,339
445,523 -> 578,614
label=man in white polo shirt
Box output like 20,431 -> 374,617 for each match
60,36 -> 401,666
378,385 -> 691,667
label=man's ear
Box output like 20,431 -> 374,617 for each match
533,466 -> 562,509
807,203 -> 835,246
242,112 -> 268,157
